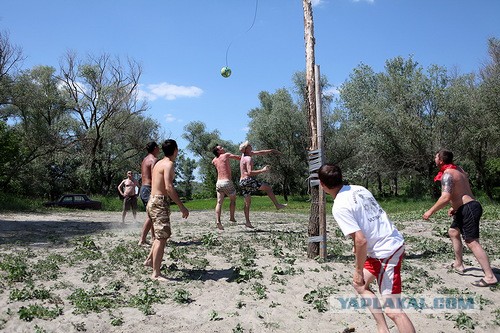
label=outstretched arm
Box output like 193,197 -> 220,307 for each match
228,153 -> 241,160
252,149 -> 281,156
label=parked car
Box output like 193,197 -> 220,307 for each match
44,194 -> 102,210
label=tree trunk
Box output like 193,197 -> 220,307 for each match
303,0 -> 319,259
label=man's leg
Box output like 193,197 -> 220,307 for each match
448,227 -> 465,271
151,238 -> 168,280
215,191 -> 225,229
383,295 -> 416,333
139,217 -> 154,245
243,195 -> 253,228
229,193 -> 237,222
466,239 -> 498,284
121,199 -> 127,223
353,270 -> 390,333
259,183 -> 286,209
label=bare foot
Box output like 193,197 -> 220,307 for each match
143,259 -> 152,267
151,274 -> 169,282
276,203 -> 287,210
229,218 -> 237,223
245,223 -> 254,229
216,223 -> 224,230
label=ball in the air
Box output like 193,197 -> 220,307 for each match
221,66 -> 232,78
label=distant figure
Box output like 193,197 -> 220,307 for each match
319,163 -> 415,333
423,149 -> 498,287
117,171 -> 139,223
138,141 -> 160,246
143,139 -> 189,281
238,141 -> 286,228
212,144 -> 241,230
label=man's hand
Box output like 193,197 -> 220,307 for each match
180,206 -> 189,219
353,270 -> 365,292
422,210 -> 433,220
447,207 -> 456,217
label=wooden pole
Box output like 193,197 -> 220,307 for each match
315,64 -> 327,259
303,0 -> 320,259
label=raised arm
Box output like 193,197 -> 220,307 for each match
251,149 -> 281,156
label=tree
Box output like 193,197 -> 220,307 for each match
247,89 -> 308,199
176,152 -> 197,200
58,52 -> 149,194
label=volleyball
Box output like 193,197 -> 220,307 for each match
221,66 -> 232,78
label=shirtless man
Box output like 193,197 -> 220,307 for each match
143,139 -> 189,281
117,171 -> 139,223
423,149 -> 498,287
212,144 -> 241,230
138,141 -> 160,246
239,141 -> 286,228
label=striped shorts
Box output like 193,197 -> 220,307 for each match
364,245 -> 405,295
216,180 -> 236,196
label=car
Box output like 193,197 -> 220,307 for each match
44,194 -> 102,210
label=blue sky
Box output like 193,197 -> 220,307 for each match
2,0 -> 499,152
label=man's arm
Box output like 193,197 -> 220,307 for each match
164,162 -> 189,219
423,172 -> 453,219
244,157 -> 269,177
228,153 -> 241,160
251,149 -> 281,156
117,180 -> 125,196
351,230 -> 367,286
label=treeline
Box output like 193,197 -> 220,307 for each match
1,30 -> 499,201
182,38 -> 500,201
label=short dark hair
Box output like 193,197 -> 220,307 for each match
212,144 -> 220,157
318,163 -> 343,189
145,141 -> 158,153
162,139 -> 178,157
437,149 -> 454,164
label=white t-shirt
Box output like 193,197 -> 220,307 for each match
332,185 -> 404,259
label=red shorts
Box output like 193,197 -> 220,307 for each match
364,245 -> 404,295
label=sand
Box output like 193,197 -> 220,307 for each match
0,210 -> 498,333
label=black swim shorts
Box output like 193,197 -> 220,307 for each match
450,201 -> 482,241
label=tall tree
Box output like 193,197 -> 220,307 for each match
58,52 -> 149,194
247,89 -> 308,199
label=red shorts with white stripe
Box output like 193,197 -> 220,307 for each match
364,245 -> 405,295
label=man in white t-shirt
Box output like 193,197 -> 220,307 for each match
318,163 -> 415,333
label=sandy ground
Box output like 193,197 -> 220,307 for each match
0,209 -> 499,333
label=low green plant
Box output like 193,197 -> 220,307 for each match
303,286 -> 338,313
209,310 -> 222,321
0,252 -> 32,283
445,311 -> 475,331
18,304 -> 62,321
32,253 -> 65,281
128,280 -> 167,315
68,287 -> 123,314
232,323 -> 245,333
201,233 -> 222,246
252,282 -> 267,300
110,314 -> 124,326
172,288 -> 192,304
9,285 -> 52,302
72,322 -> 87,331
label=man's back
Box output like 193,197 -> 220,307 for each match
445,168 -> 475,209
212,153 -> 232,180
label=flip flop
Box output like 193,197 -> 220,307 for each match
444,263 -> 464,275
471,278 -> 498,287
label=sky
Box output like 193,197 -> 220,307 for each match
2,0 -> 499,153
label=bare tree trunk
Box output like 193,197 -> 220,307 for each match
303,0 -> 319,259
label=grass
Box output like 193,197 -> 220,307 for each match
1,191 -> 499,221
